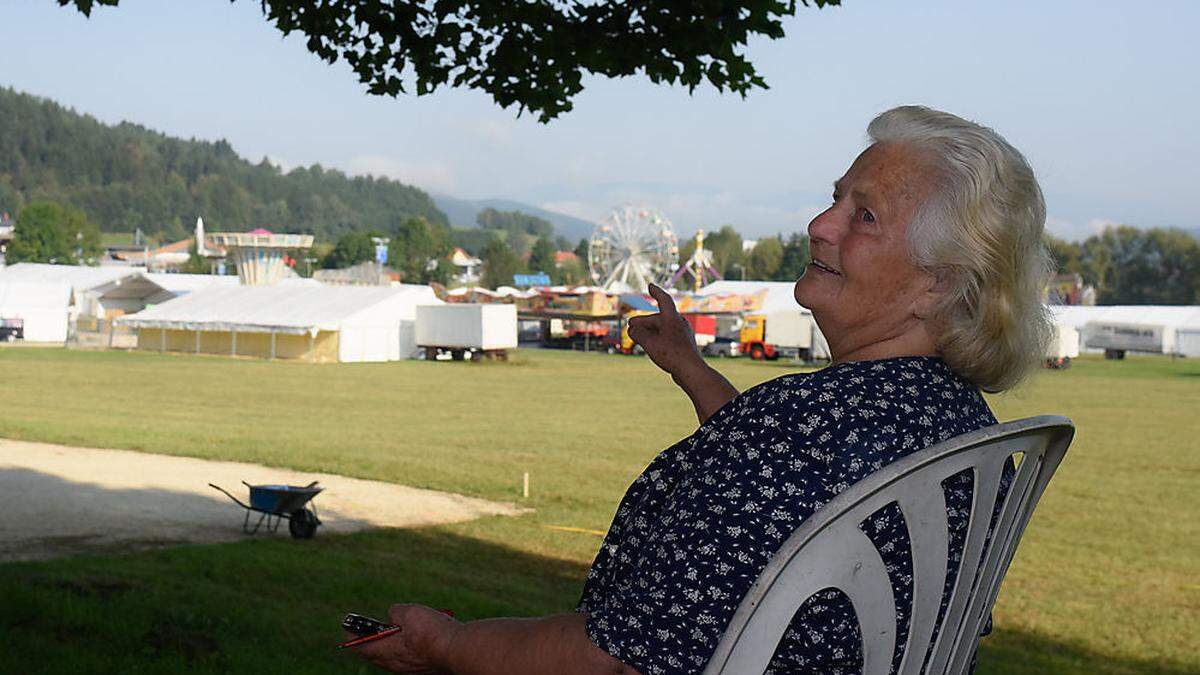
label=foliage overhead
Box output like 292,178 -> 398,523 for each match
0,87 -> 446,241
59,0 -> 839,122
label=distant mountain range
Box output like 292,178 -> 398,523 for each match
433,194 -> 597,243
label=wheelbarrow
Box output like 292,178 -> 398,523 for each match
209,480 -> 323,539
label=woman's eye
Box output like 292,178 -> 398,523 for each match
860,209 -> 876,224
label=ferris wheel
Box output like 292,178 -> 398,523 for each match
588,206 -> 679,293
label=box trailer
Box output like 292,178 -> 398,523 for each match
415,304 -> 518,361
1084,321 -> 1176,359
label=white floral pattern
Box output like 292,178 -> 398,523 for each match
579,357 -> 998,674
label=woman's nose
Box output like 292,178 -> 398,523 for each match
807,205 -> 842,245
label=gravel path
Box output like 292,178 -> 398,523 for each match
0,439 -> 528,562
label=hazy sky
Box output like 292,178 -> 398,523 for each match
2,0 -> 1197,240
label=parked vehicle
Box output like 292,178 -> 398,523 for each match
1084,321 -> 1181,359
702,336 -> 740,357
416,304 -> 518,361
739,311 -> 814,360
0,318 -> 23,342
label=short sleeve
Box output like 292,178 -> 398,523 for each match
582,398 -> 839,675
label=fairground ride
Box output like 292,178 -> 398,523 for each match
587,206 -> 679,293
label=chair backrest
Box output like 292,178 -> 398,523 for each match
702,415 -> 1074,675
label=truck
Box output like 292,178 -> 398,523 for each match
1084,321 -> 1176,359
739,311 -> 814,361
415,304 -> 518,361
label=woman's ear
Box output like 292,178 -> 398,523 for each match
912,270 -> 950,320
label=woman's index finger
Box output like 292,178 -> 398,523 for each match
648,284 -> 678,315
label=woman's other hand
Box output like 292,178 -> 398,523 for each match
350,604 -> 460,674
628,284 -> 704,379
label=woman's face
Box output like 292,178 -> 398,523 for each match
794,142 -> 939,349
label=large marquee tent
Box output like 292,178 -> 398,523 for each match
117,283 -> 441,362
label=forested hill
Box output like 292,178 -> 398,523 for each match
0,87 -> 446,241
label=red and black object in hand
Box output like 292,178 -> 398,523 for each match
337,609 -> 455,650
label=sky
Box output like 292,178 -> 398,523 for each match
1,0 -> 1197,241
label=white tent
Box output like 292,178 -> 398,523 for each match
118,283 -> 442,362
696,280 -> 809,314
0,281 -> 71,342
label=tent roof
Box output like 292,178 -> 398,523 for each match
696,280 -> 810,313
1049,305 -> 1200,329
0,281 -> 72,310
0,263 -> 142,292
118,283 -> 439,334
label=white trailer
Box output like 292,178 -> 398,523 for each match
1084,321 -> 1176,359
416,304 -> 518,361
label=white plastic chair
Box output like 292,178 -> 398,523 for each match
702,415 -> 1074,675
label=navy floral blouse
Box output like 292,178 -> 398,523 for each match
578,356 -> 998,674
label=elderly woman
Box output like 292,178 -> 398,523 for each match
352,106 -> 1052,674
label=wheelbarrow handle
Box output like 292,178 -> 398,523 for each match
209,483 -> 251,510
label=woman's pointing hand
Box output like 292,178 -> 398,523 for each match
627,283 -> 704,379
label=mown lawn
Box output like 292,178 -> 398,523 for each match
0,347 -> 1196,674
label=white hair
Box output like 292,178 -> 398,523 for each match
868,105 -> 1053,392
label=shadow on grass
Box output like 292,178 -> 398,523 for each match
977,624 -> 1198,675
0,523 -> 586,674
0,524 -> 1190,674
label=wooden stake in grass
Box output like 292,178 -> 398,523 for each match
522,471 -> 529,499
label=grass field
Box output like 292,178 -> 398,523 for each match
0,347 -> 1196,674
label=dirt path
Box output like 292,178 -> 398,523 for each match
0,439 -> 528,563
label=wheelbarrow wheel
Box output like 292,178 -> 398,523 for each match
288,508 -> 319,539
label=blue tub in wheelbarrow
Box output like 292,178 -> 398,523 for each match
209,480 -> 323,539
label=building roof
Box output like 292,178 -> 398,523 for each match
118,283 -> 439,334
